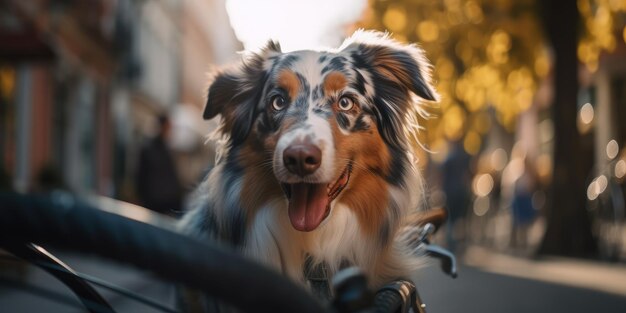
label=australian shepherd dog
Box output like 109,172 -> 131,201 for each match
180,30 -> 439,299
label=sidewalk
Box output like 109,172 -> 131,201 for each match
463,245 -> 626,297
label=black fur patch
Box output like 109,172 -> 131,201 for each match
220,152 -> 247,245
203,73 -> 239,120
371,79 -> 410,151
312,85 -> 323,101
352,69 -> 368,95
352,114 -> 370,132
321,56 -> 348,74
256,111 -> 276,136
293,72 -> 311,111
277,54 -> 300,70
336,113 -> 350,130
386,145 -> 408,187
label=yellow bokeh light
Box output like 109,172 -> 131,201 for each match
383,7 -> 407,32
623,26 -> 626,43
416,20 -> 439,42
464,1 -> 484,24
436,57 -> 455,80
534,53 -> 550,77
463,131 -> 481,155
487,30 -> 511,64
443,105 -> 466,140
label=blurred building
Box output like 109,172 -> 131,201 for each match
0,0 -> 241,200
592,41 -> 626,168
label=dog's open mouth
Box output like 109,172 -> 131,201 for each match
281,163 -> 352,232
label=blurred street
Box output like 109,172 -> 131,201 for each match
419,247 -> 626,313
2,247 -> 626,312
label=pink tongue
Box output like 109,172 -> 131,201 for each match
288,183 -> 330,232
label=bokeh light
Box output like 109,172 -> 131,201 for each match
606,140 -> 619,160
473,196 -> 490,216
473,173 -> 494,197
615,159 -> 626,179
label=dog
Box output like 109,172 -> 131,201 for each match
180,30 -> 439,300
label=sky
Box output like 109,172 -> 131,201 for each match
226,0 -> 367,52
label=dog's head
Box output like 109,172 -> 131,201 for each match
204,31 -> 438,233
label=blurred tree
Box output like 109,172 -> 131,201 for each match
537,0 -> 596,257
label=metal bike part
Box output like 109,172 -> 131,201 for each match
418,223 -> 437,244
424,244 -> 458,278
4,243 -> 114,313
413,222 -> 458,278
376,280 -> 427,313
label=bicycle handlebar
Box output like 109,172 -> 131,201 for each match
0,192 -> 330,313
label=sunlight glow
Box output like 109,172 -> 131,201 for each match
226,0 -> 367,52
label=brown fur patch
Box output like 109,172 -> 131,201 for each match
323,71 -> 348,96
330,116 -> 392,234
277,70 -> 300,100
371,50 -> 413,92
238,140 -> 283,222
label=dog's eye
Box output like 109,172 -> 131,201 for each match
271,96 -> 287,111
338,96 -> 354,111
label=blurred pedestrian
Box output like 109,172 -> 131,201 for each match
442,141 -> 471,253
510,159 -> 537,249
135,115 -> 183,216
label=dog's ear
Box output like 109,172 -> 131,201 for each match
203,40 -> 282,145
341,30 -> 439,102
341,31 -> 439,150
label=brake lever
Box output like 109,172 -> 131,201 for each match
424,244 -> 458,278
417,223 -> 458,278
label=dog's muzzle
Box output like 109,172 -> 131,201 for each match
279,141 -> 352,232
283,143 -> 322,177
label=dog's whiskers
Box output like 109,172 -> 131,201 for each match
337,158 -> 379,178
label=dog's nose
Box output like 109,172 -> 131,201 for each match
283,144 -> 322,176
